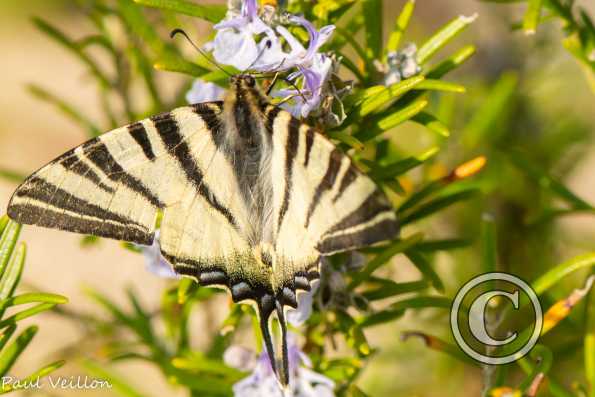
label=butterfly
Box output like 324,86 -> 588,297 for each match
7,74 -> 398,386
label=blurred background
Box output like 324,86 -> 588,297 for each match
0,0 -> 594,396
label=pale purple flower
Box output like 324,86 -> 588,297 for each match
186,79 -> 225,104
207,0 -> 336,118
274,54 -> 333,118
286,280 -> 319,326
210,0 -> 276,70
224,333 -> 335,397
140,230 -> 179,279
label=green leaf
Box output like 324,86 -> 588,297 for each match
357,76 -> 425,117
532,252 -> 595,295
0,243 -> 25,317
390,295 -> 451,311
417,14 -> 478,64
523,0 -> 544,34
0,303 -> 58,329
398,180 -> 443,213
154,56 -> 210,77
1,360 -> 65,394
0,221 -> 21,277
509,150 -> 593,210
361,279 -> 428,301
328,131 -> 364,150
369,147 -> 438,180
133,0 -> 226,23
83,360 -> 149,397
425,45 -> 476,79
411,112 -> 450,137
404,250 -> 445,292
463,71 -> 518,148
386,0 -> 416,56
350,233 -> 424,288
0,292 -> 68,309
359,308 -> 405,328
414,79 -> 466,93
357,99 -> 428,141
0,218 -> 8,237
0,170 -> 26,184
27,85 -> 102,138
32,17 -> 111,88
481,214 -> 497,273
0,325 -> 16,352
362,0 -> 383,60
399,188 -> 480,226
416,238 -> 471,252
0,326 -> 38,377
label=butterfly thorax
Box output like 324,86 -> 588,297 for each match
221,76 -> 275,247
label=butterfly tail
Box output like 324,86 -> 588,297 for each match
257,300 -> 290,388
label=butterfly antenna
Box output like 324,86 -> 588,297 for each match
245,39 -> 274,72
170,28 -> 232,77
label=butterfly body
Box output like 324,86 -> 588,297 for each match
7,75 -> 398,385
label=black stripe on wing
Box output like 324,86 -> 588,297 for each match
305,148 -> 343,227
277,117 -> 300,233
59,148 -> 115,194
82,139 -> 164,208
151,112 -> 239,230
317,190 -> 398,254
128,122 -> 155,161
8,176 -> 152,243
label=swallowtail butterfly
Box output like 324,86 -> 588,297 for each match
7,75 -> 398,385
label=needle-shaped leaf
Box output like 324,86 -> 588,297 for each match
83,360 -> 149,397
0,303 -> 58,329
369,147 -> 438,180
361,279 -> 429,301
417,14 -> 478,64
350,233 -> 424,288
399,188 -> 480,226
386,0 -> 416,56
425,45 -> 476,79
133,0 -> 226,23
1,360 -> 66,394
411,112 -> 450,137
463,71 -> 518,148
523,0 -> 544,34
0,221 -> 21,277
357,76 -> 425,118
27,85 -> 102,138
0,326 -> 38,377
509,150 -> 593,210
0,243 -> 26,317
357,99 -> 428,141
405,250 -> 445,292
414,79 -> 466,93
531,252 -> 595,295
362,0 -> 383,61
32,17 -> 111,88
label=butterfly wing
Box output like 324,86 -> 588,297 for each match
269,107 -> 398,293
8,102 -> 254,281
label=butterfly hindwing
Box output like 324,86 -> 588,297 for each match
268,106 -> 398,291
